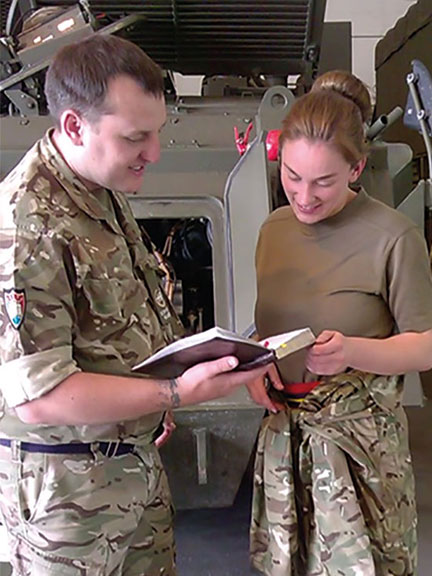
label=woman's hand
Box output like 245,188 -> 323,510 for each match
306,330 -> 352,375
246,363 -> 285,413
154,410 -> 176,448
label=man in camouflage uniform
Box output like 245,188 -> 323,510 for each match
0,35 -> 272,575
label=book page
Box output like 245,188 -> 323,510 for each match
260,327 -> 315,360
132,326 -> 271,378
144,326 -> 265,365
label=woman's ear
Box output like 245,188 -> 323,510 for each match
349,157 -> 367,183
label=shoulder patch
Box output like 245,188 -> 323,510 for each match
4,288 -> 26,330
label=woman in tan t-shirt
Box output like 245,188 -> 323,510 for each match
249,70 -> 432,576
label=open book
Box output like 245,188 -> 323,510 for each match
133,326 -> 315,379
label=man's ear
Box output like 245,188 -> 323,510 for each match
349,156 -> 367,183
60,110 -> 86,146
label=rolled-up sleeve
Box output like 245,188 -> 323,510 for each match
0,225 -> 81,407
0,346 -> 80,407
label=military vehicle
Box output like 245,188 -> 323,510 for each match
374,0 -> 432,249
372,0 -> 432,420
0,0 -> 430,515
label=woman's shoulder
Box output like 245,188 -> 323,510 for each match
261,205 -> 294,227
358,190 -> 420,239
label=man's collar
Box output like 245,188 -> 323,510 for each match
39,129 -> 122,234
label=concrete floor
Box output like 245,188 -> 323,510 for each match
176,374 -> 432,576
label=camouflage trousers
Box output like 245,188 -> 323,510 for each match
250,371 -> 417,576
0,442 -> 175,575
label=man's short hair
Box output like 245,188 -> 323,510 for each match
45,34 -> 164,124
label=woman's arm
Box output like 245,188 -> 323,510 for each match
306,329 -> 432,376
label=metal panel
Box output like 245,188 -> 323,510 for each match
159,406 -> 264,509
27,0 -> 327,76
224,132 -> 271,335
0,0 -> 12,35
318,21 -> 352,75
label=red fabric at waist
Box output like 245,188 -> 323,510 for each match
283,381 -> 321,395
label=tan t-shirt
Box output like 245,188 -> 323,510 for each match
255,188 -> 432,383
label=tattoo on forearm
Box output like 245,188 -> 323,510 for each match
160,378 -> 181,408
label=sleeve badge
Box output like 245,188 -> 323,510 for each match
4,288 -> 26,330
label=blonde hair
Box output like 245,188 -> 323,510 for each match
280,70 -> 372,165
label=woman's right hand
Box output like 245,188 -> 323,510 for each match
245,363 -> 285,413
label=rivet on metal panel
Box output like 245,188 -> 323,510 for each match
192,427 -> 208,485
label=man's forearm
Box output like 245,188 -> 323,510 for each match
14,356 -> 272,427
15,371 -> 180,426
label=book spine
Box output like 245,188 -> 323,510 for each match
239,351 -> 275,371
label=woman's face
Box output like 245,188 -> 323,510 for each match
280,138 -> 365,224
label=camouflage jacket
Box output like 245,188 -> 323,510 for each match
0,129 -> 183,444
250,371 -> 417,576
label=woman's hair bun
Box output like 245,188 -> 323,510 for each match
311,70 -> 372,124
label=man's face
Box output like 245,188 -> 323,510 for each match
78,75 -> 166,193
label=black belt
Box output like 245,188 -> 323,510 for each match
0,417 -> 165,456
0,438 -> 138,457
